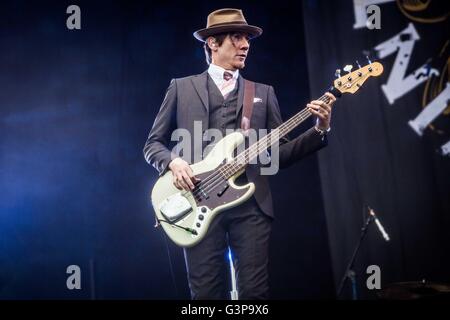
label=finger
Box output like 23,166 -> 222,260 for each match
311,100 -> 325,106
325,92 -> 336,102
178,178 -> 189,191
182,172 -> 195,190
322,103 -> 332,113
319,106 -> 329,116
176,173 -> 188,191
307,103 -> 320,111
173,176 -> 181,190
315,100 -> 331,114
185,166 -> 194,178
176,172 -> 188,190
309,108 -> 326,119
308,104 -> 324,116
186,166 -> 200,182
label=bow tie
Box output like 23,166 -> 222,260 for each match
223,71 -> 233,81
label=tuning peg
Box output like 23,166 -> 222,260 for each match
366,56 -> 374,72
355,60 -> 363,77
335,69 -> 343,87
335,69 -> 341,78
343,65 -> 353,73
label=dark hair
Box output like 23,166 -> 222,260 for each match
203,33 -> 229,65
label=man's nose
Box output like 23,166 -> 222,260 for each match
240,39 -> 249,50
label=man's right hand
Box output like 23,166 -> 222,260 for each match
168,158 -> 200,191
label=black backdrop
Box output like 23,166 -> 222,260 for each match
303,0 -> 450,299
2,0 -> 448,301
0,1 -> 335,299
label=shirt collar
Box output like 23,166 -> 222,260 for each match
207,63 -> 239,82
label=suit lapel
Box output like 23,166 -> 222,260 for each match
191,71 -> 245,115
236,75 -> 245,116
191,71 -> 209,112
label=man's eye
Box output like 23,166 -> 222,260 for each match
231,34 -> 250,42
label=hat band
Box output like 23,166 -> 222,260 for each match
207,21 -> 248,28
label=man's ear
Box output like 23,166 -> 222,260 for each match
207,37 -> 218,51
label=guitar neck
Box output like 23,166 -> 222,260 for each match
221,92 -> 333,178
212,60 -> 384,179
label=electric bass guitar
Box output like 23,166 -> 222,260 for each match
150,61 -> 383,247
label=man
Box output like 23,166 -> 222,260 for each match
143,8 -> 336,299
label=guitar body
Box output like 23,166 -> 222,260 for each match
151,131 -> 255,247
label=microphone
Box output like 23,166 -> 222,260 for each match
368,207 -> 390,242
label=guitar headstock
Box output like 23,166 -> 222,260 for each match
333,62 -> 383,94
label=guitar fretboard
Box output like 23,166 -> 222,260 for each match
219,93 -> 331,178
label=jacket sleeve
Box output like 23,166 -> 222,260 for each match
266,85 -> 327,169
143,79 -> 178,175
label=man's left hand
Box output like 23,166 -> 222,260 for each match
307,92 -> 336,131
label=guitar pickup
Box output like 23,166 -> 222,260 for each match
217,183 -> 229,197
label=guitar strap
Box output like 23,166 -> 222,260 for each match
241,79 -> 255,132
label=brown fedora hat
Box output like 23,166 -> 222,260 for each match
193,8 -> 263,42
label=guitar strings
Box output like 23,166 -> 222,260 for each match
183,95 -> 330,199
187,95 -> 330,198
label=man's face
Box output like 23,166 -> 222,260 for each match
211,32 -> 250,70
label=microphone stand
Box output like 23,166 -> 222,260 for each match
337,212 -> 374,300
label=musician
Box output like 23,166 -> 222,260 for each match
143,8 -> 336,299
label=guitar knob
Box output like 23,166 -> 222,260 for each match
201,207 -> 207,213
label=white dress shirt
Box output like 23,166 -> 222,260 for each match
207,63 -> 239,99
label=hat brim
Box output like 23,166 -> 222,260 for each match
193,24 -> 263,42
